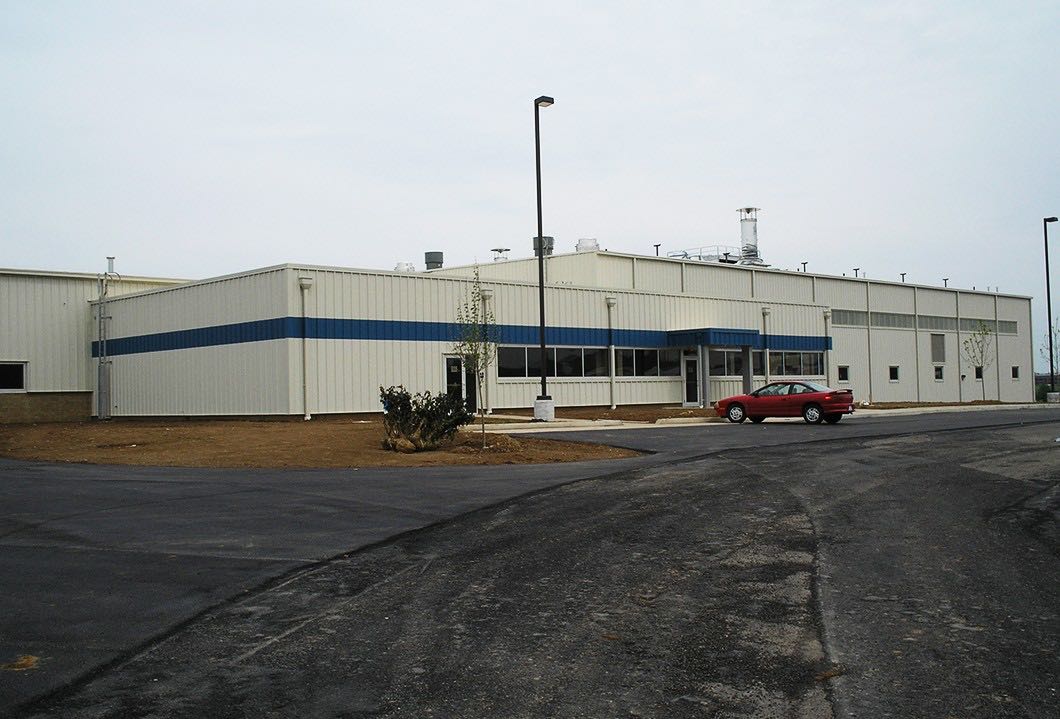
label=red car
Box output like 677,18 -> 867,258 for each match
714,381 -> 855,424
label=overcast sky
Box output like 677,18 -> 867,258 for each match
2,2 -> 1058,354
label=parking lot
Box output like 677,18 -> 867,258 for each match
4,407 -> 1059,718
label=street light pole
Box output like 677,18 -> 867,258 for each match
1045,216 -> 1058,392
533,95 -> 554,419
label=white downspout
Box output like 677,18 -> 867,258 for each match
606,296 -> 617,409
299,276 -> 314,420
481,287 -> 494,415
823,309 -> 832,385
762,306 -> 771,384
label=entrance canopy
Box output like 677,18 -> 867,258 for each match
666,327 -> 831,351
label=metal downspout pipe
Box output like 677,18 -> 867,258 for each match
606,297 -> 617,409
299,277 -> 314,420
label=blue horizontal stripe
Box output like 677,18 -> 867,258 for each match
92,317 -> 829,357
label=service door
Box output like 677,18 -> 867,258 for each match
445,356 -> 477,413
683,356 -> 699,406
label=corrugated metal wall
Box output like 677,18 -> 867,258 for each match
0,271 -> 179,392
102,268 -> 293,416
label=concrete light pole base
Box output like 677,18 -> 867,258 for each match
533,397 -> 555,421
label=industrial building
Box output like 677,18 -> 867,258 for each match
0,213 -> 1035,422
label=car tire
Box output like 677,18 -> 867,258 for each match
802,403 -> 823,424
750,416 -> 765,424
824,413 -> 842,424
726,404 -> 746,423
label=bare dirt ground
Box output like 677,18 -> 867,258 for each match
0,420 -> 638,469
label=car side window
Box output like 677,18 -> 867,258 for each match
775,384 -> 790,396
790,384 -> 807,394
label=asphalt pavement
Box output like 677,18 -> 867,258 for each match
3,406 -> 1060,717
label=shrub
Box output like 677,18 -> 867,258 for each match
379,385 -> 473,451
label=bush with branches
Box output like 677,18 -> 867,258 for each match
379,385 -> 473,452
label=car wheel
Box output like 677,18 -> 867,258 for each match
726,404 -> 746,423
750,416 -> 765,424
824,413 -> 842,424
802,403 -> 823,424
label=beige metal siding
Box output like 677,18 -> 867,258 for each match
683,264 -> 752,299
632,258 -> 683,293
109,342 -> 291,416
816,278 -> 867,310
916,289 -> 957,316
868,329 -> 918,402
0,272 -> 178,392
869,284 -> 915,313
754,272 -> 814,303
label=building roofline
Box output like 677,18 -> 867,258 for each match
427,250 -> 1031,300
0,266 -> 187,284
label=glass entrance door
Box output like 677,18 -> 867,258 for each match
684,357 -> 699,405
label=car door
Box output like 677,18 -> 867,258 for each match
772,383 -> 799,416
750,382 -> 784,416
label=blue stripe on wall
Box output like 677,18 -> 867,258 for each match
92,317 -> 828,357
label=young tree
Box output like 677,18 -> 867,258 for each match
453,267 -> 498,448
961,320 -> 995,401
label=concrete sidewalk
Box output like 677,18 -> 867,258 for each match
482,402 -> 1049,434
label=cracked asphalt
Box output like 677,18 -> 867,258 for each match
4,408 -> 1060,718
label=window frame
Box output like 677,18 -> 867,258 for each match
1011,365 -> 1020,380
888,365 -> 900,383
934,365 -> 945,382
0,362 -> 27,392
837,365 -> 850,383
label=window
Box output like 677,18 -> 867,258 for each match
709,350 -> 766,376
0,363 -> 26,391
998,320 -> 1018,334
930,334 -> 946,363
1012,366 -> 1020,380
555,348 -> 583,377
838,365 -> 850,382
889,366 -> 900,382
498,347 -> 527,378
802,352 -> 823,376
617,349 -> 635,376
974,366 -> 983,380
832,309 -> 868,326
871,312 -> 915,329
934,366 -> 945,381
634,349 -> 659,376
960,318 -> 996,332
918,315 -> 958,331
526,347 -> 556,377
584,348 -> 609,377
659,349 -> 682,377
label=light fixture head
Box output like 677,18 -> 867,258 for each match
535,95 -> 555,107
1047,217 -> 1059,223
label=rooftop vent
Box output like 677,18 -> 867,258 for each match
394,262 -> 415,273
424,252 -> 444,270
576,238 -> 599,253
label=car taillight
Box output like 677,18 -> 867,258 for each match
824,394 -> 832,400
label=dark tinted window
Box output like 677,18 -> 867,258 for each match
497,347 -> 527,377
634,349 -> 659,376
0,364 -> 25,390
889,366 -> 899,381
709,350 -> 726,376
659,349 -> 681,376
584,348 -> 609,377
616,349 -> 635,376
1011,366 -> 1019,379
837,366 -> 850,382
527,347 -> 556,377
556,348 -> 583,378
974,366 -> 983,380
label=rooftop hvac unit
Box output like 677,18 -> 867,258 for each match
424,252 -> 444,270
394,262 -> 415,273
576,238 -> 599,252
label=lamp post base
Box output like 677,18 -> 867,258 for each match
532,397 -> 555,422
